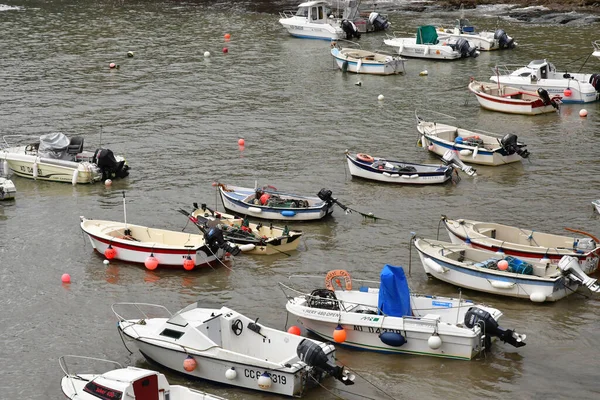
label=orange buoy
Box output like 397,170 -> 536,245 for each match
104,245 -> 116,260
61,273 -> 71,283
183,355 -> 197,371
287,326 -> 301,336
333,324 -> 347,343
224,33 -> 231,39
183,256 -> 195,271
145,254 -> 159,270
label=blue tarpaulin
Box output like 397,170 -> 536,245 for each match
378,264 -> 411,317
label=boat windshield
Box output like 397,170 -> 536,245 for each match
295,6 -> 309,17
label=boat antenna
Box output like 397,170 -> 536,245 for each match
122,191 -> 130,236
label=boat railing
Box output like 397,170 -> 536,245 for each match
491,63 -> 524,76
111,302 -> 173,322
279,10 -> 297,19
331,39 -> 362,49
59,355 -> 123,396
1,134 -> 28,150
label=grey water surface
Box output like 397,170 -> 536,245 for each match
1,1 -> 600,399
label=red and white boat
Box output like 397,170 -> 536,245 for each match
468,80 -> 561,115
80,216 -> 239,270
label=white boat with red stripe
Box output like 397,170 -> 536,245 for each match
468,80 -> 561,115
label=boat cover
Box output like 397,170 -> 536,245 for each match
416,25 -> 438,45
378,264 -> 411,317
38,132 -> 71,160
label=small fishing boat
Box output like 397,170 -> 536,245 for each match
280,265 -> 526,360
112,302 -> 355,397
416,112 -> 530,166
436,17 -> 516,51
330,44 -> 406,75
441,216 -> 600,275
593,40 -> 600,59
217,183 -> 335,221
468,80 -> 561,115
0,177 -> 16,200
60,355 -> 227,400
1,133 -> 129,185
186,203 -> 303,255
414,238 -> 600,302
490,59 -> 600,104
80,216 -> 239,270
384,25 -> 478,60
345,151 -> 456,184
278,1 -> 359,40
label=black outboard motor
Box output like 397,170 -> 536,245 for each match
537,88 -> 559,109
93,148 -> 129,180
464,307 -> 527,350
369,13 -> 390,31
451,38 -> 478,58
296,339 -> 355,385
500,133 -> 530,159
205,226 -> 241,256
341,19 -> 361,40
494,29 -> 515,49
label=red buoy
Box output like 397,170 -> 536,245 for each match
104,245 -> 116,260
183,256 -> 195,271
287,325 -> 301,336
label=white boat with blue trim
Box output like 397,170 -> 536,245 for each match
384,25 -> 478,60
280,265 -> 526,360
60,355 -> 227,400
414,238 -> 600,303
490,60 -> 600,104
217,183 -> 335,221
436,18 -> 516,51
112,302 -> 355,397
416,112 -> 530,166
330,45 -> 405,75
279,1 -> 358,40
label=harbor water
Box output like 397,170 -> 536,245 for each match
1,1 -> 599,399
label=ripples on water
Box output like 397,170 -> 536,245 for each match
1,1 -> 600,399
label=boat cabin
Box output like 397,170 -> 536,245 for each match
520,59 -> 556,80
83,367 -> 170,400
295,1 -> 332,24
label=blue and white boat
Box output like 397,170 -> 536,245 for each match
416,112 -> 530,166
217,183 -> 334,221
330,46 -> 405,75
413,238 -> 600,303
281,265 -> 526,360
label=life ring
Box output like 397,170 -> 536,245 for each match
356,153 -> 374,163
325,269 -> 352,291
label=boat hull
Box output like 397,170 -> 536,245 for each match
346,154 -> 452,184
469,81 -> 559,115
331,48 -> 405,75
384,38 -> 461,60
0,177 -> 16,200
1,151 -> 101,184
279,18 -> 344,40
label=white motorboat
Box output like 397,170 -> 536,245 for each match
345,151 -> 457,184
490,60 -> 600,104
414,238 -> 600,303
80,216 -> 240,270
278,1 -> 358,40
416,112 -> 530,166
0,177 -> 16,200
280,265 -> 526,360
441,216 -> 600,275
112,302 -> 355,397
384,25 -> 478,60
468,80 -> 561,115
593,40 -> 600,59
1,133 -> 129,185
60,355 -> 227,400
436,18 -> 516,51
187,203 -> 304,256
330,45 -> 406,75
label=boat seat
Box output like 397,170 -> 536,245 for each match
67,136 -> 84,155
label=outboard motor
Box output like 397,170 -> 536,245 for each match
494,29 -> 515,49
341,19 -> 361,40
296,339 -> 355,385
442,149 -> 477,176
205,226 -> 241,256
93,148 -> 129,180
368,12 -> 389,31
537,88 -> 559,109
450,38 -> 478,58
500,134 -> 530,159
464,307 -> 527,350
557,256 -> 600,292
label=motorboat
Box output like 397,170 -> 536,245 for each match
593,40 -> 600,59
437,18 -> 516,51
80,216 -> 240,270
330,44 -> 406,75
340,0 -> 389,34
0,177 -> 16,200
345,151 -> 457,184
384,25 -> 478,60
186,203 -> 304,256
468,80 -> 561,115
217,183 -> 335,221
112,302 -> 355,396
60,355 -> 227,400
490,59 -> 600,104
278,1 -> 359,40
413,238 -> 600,303
280,265 -> 526,360
416,112 -> 530,166
1,132 -> 129,185
441,216 -> 600,275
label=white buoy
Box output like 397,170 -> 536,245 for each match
355,81 -> 362,86
127,51 -> 134,57
71,169 -> 79,186
539,256 -> 550,265
257,372 -> 272,389
580,109 -> 588,117
103,259 -> 110,265
239,244 -> 256,252
225,367 -> 237,380
428,333 -> 442,349
2,160 -> 8,176
419,70 -> 428,76
377,94 -> 384,101
459,149 -> 472,156
529,292 -> 547,303
105,179 -> 112,187
424,257 -> 446,273
204,51 -> 211,57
